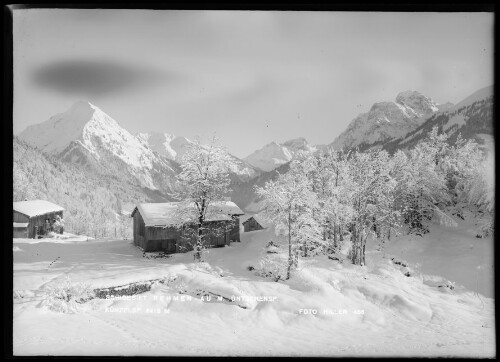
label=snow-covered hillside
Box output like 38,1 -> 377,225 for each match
244,137 -> 317,172
18,101 -> 180,191
330,91 -> 448,151
13,215 -> 494,356
137,132 -> 260,181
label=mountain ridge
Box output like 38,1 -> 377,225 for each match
329,90 -> 449,151
15,85 -> 493,213
243,137 -> 317,172
18,101 -> 180,192
137,131 -> 260,181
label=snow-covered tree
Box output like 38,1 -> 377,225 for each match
445,134 -> 490,209
171,137 -> 233,261
320,149 -> 355,253
13,166 -> 36,201
52,215 -> 65,234
347,150 -> 399,265
289,155 -> 328,258
311,148 -> 356,259
255,160 -> 320,279
402,130 -> 450,234
386,150 -> 410,239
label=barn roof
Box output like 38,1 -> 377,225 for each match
13,200 -> 64,218
240,214 -> 253,223
131,201 -> 244,227
242,213 -> 269,228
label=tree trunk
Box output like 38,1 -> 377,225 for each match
195,199 -> 207,261
323,221 -> 327,242
294,243 -> 299,267
287,218 -> 292,280
333,221 -> 338,252
195,219 -> 203,261
351,225 -> 357,264
361,238 -> 366,266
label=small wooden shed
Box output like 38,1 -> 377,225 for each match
242,213 -> 268,232
131,201 -> 244,253
13,200 -> 64,238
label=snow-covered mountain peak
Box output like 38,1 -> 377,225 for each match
17,100 -> 130,155
17,102 -> 180,190
69,100 -> 94,111
243,137 -> 316,172
137,132 -> 259,181
330,90 -> 445,151
65,101 -> 112,126
368,102 -> 405,121
388,85 -> 493,154
18,101 -> 97,154
282,137 -> 313,151
395,90 -> 439,115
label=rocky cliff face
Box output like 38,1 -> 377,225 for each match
330,91 -> 446,151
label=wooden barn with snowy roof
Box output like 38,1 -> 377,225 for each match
13,200 -> 64,238
131,201 -> 244,253
241,213 -> 269,232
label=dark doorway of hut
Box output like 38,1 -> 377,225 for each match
161,239 -> 176,253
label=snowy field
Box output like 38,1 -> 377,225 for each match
13,220 -> 495,357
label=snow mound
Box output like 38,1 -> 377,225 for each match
356,285 -> 432,322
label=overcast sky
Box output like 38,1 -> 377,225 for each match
13,10 -> 493,158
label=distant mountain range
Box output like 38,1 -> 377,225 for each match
18,101 -> 181,193
328,90 -> 453,151
243,137 -> 317,172
16,85 -> 493,213
232,85 -> 494,211
136,132 -> 259,180
382,85 -> 494,154
17,101 -> 260,198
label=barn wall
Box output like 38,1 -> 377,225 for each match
13,211 -> 29,223
230,216 -> 241,241
204,221 -> 230,248
146,226 -> 178,240
132,210 -> 242,252
13,227 -> 28,238
144,226 -> 179,252
133,211 -> 146,248
18,211 -> 64,238
142,221 -> 235,252
244,218 -> 263,232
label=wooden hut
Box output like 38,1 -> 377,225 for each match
131,201 -> 244,253
13,200 -> 64,238
242,213 -> 268,232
